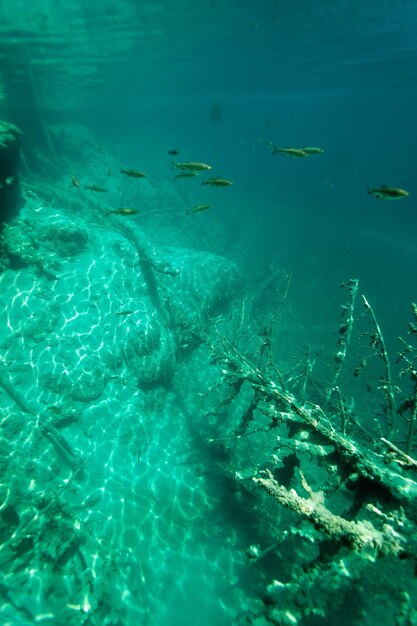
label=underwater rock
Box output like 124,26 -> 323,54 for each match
1,213 -> 88,277
0,411 -> 26,443
0,121 -> 24,224
122,314 -> 176,387
48,123 -> 99,162
38,352 -> 107,402
0,222 -> 35,267
160,247 -> 243,345
38,366 -> 72,397
69,354 -> 107,402
0,209 -> 242,406
42,220 -> 89,257
0,219 -> 61,278
21,301 -> 60,343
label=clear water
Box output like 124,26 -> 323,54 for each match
0,2 -> 417,625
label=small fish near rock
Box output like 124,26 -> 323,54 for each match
174,161 -> 212,172
367,185 -> 409,200
84,184 -> 107,192
201,177 -> 233,187
107,207 -> 140,216
271,147 -> 308,158
266,120 -> 281,127
120,167 -> 148,178
301,146 -> 324,155
186,203 -> 212,215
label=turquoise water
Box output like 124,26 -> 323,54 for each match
1,2 -> 417,625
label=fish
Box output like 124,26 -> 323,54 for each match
367,185 -> 409,200
108,207 -> 140,215
186,204 -> 212,215
272,147 -> 308,158
71,175 -> 81,187
301,146 -> 324,155
201,177 -> 233,187
0,176 -> 14,189
47,405 -> 63,414
175,171 -> 199,179
168,149 -> 179,155
174,161 -> 212,171
120,168 -> 147,178
84,184 -> 107,192
115,310 -> 135,315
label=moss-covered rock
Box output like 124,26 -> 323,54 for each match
21,301 -> 60,343
0,221 -> 35,266
69,354 -> 107,402
0,219 -> 61,278
160,246 -> 243,345
42,220 -> 89,257
123,314 -> 176,387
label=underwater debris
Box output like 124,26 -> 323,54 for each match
201,177 -> 233,187
198,282 -> 417,623
367,185 -> 409,199
204,283 -> 417,504
120,167 -> 147,178
361,294 -> 397,435
253,469 -> 405,555
395,302 -> 417,453
271,146 -> 308,158
84,184 -> 107,192
174,161 -> 212,171
186,203 -> 212,215
328,278 -> 359,396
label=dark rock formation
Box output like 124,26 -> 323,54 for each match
0,121 -> 24,224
